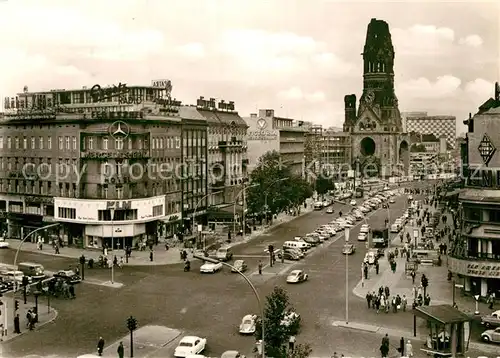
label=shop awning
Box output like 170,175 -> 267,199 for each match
207,204 -> 244,219
413,305 -> 470,325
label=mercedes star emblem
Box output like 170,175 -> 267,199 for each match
109,121 -> 130,139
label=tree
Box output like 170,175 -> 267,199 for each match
315,177 -> 334,196
254,286 -> 311,358
247,151 -> 312,216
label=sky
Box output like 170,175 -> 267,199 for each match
0,0 -> 498,134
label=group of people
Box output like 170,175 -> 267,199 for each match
380,334 -> 414,358
366,286 -> 409,314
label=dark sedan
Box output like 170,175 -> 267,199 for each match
53,270 -> 81,284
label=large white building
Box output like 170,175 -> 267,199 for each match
405,114 -> 456,149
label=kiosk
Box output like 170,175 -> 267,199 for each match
413,304 -> 471,357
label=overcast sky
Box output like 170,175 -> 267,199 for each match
0,0 -> 498,134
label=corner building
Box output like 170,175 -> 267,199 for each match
0,84 -> 186,247
343,18 -> 410,178
450,83 -> 500,297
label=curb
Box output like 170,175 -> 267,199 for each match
2,307 -> 58,343
147,330 -> 183,357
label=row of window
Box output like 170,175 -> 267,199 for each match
0,180 -> 77,197
464,208 -> 500,223
151,137 -> 181,150
0,136 -> 55,150
97,209 -> 138,221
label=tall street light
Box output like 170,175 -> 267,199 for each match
345,227 -> 350,324
193,254 -> 265,358
264,177 -> 289,226
110,208 -> 115,284
14,223 -> 60,266
233,183 -> 259,240
193,191 -> 223,250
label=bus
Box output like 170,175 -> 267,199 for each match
372,228 -> 389,248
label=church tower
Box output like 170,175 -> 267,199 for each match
344,18 -> 409,178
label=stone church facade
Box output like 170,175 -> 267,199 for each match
343,18 -> 410,178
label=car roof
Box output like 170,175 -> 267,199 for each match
181,336 -> 200,342
234,259 -> 244,264
290,270 -> 302,274
242,314 -> 254,319
58,270 -> 73,273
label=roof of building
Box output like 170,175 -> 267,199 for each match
407,115 -> 456,120
197,109 -> 246,127
459,188 -> 500,203
179,106 -> 206,121
413,305 -> 470,324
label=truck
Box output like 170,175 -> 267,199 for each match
372,228 -> 389,248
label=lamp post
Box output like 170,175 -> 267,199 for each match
193,254 -> 265,358
192,191 -> 223,250
233,183 -> 259,240
14,223 -> 60,266
474,295 -> 480,315
345,227 -> 350,324
263,177 -> 289,226
34,290 -> 41,322
352,157 -> 360,195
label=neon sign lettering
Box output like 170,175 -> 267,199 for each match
90,83 -> 129,103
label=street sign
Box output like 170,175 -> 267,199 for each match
197,224 -> 202,233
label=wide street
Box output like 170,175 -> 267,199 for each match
0,185 -> 434,357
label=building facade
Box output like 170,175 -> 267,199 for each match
450,82 -> 500,298
320,129 -> 352,174
244,109 -> 306,176
342,18 -> 410,178
406,115 -> 456,149
304,124 -> 323,181
0,82 -> 193,247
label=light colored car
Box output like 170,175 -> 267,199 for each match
286,270 -> 308,283
481,327 -> 500,343
3,270 -> 28,283
231,260 -> 247,273
349,199 -> 357,206
360,224 -> 370,234
239,314 -> 257,334
221,351 -> 246,358
357,232 -> 367,241
326,208 -> 334,214
364,252 -> 376,265
390,224 -> 400,233
53,269 -> 81,284
174,336 -> 207,357
389,198 -> 395,203
0,238 -> 9,249
342,243 -> 355,255
200,261 -> 223,273
360,206 -> 370,213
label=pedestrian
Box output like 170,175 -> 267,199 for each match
380,342 -> 389,358
55,244 -> 60,254
258,260 -> 263,275
14,313 -> 20,334
69,284 -> 76,299
405,340 -> 413,357
117,341 -> 124,358
488,292 -> 495,309
410,270 -> 416,284
402,295 -> 407,312
113,255 -> 118,267
149,250 -> 153,262
26,309 -> 32,329
366,292 -> 372,308
97,337 -> 105,356
288,335 -> 296,352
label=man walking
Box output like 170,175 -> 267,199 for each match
13,314 -> 20,334
117,341 -> 124,358
289,335 -> 296,352
258,260 -> 263,275
97,337 -> 105,356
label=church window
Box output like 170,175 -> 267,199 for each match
360,123 -> 365,130
372,122 -> 376,129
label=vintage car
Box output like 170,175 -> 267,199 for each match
360,224 -> 370,234
481,310 -> 500,328
231,260 -> 247,273
342,243 -> 355,255
286,270 -> 308,284
364,252 -> 376,265
239,314 -> 257,334
200,261 -> 223,274
53,270 -> 81,284
326,208 -> 334,214
174,336 -> 207,357
481,327 -> 500,343
0,237 -> 9,248
357,232 -> 367,241
2,270 -> 30,284
281,310 -> 300,327
221,351 -> 246,358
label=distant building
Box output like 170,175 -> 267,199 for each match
244,109 -> 306,176
304,124 -> 323,182
406,114 -> 456,149
320,129 -> 351,173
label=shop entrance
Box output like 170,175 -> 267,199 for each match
103,237 -> 133,250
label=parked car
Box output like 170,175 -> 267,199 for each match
53,270 -> 81,284
239,314 -> 257,334
357,233 -> 367,241
0,279 -> 14,293
481,327 -> 500,343
278,251 -> 300,261
221,351 -> 246,358
342,243 -> 355,255
326,208 -> 334,214
286,270 -> 308,284
360,224 -> 370,234
349,199 -> 357,206
302,235 -> 320,246
231,260 -> 247,273
174,336 -> 207,357
200,261 -> 223,273
481,310 -> 500,328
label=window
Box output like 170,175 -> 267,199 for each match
15,137 -> 19,149
115,138 -> 123,150
7,137 -> 11,149
138,139 -> 143,149
65,136 -> 70,150
88,137 -> 93,150
175,136 -> 181,149
58,207 -> 76,219
58,137 -> 63,150
0,137 -> 3,149
103,137 -> 108,150
153,204 -> 163,217
128,138 -> 132,150
72,136 -> 77,150
39,137 -> 44,150
103,186 -> 108,199
152,138 -> 156,150
48,137 -> 52,149
116,186 -> 123,199
31,137 -> 35,149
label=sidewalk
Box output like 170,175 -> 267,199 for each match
84,325 -> 182,358
0,294 -> 57,343
5,199 -> 315,267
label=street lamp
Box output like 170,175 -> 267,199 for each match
14,223 -> 60,266
264,177 -> 289,226
110,208 -> 115,284
233,183 -> 259,240
192,191 -> 223,251
34,290 -> 41,322
193,254 -> 265,358
345,227 -> 350,324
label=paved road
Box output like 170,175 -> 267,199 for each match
2,183 -> 476,358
